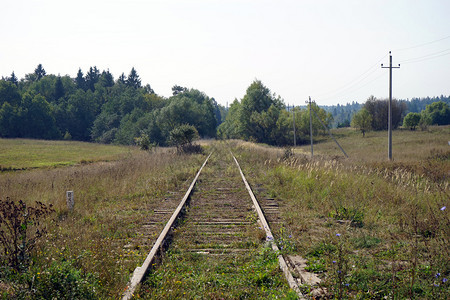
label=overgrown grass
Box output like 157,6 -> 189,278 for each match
137,246 -> 297,299
233,126 -> 449,299
0,140 -> 206,298
1,128 -> 448,298
0,138 -> 132,170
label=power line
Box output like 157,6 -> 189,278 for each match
398,47 -> 450,64
394,34 -> 450,52
315,53 -> 388,99
319,71 -> 387,101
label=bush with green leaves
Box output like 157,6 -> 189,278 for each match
134,131 -> 156,151
169,124 -> 200,153
403,112 -> 421,130
18,259 -> 100,299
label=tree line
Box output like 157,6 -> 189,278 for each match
321,95 -> 449,129
351,96 -> 450,136
0,65 -> 223,146
1,65 -> 448,147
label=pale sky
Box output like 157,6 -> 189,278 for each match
1,0 -> 449,106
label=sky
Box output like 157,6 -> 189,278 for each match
1,0 -> 449,106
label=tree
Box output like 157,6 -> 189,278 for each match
421,101 -> 450,125
118,73 -> 126,84
75,68 -> 86,90
85,66 -> 100,91
403,112 -> 421,130
126,67 -> 141,89
99,70 -> 114,88
364,96 -> 405,130
0,80 -> 21,107
34,64 -> 46,80
217,99 -> 242,139
169,124 -> 199,152
20,93 -> 59,139
8,72 -> 18,86
54,76 -> 65,101
0,102 -> 22,137
144,84 -> 154,94
238,80 -> 284,142
351,108 -> 372,137
172,85 -> 187,95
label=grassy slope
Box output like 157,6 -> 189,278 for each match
0,138 -> 132,169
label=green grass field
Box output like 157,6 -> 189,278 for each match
0,139 -> 133,170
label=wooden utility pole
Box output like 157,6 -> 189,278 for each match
307,97 -> 313,157
293,105 -> 296,147
381,51 -> 400,160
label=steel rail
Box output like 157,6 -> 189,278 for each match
122,152 -> 212,300
231,152 -> 304,299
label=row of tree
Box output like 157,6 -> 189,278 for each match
321,95 -> 450,129
0,65 -> 223,146
1,65 -> 448,146
217,80 -> 332,146
351,97 -> 450,136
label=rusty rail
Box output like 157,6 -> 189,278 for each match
122,152 -> 212,300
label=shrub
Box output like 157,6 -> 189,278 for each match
134,131 -> 156,151
0,198 -> 54,271
169,124 -> 200,153
19,259 -> 100,299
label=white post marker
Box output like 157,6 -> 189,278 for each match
66,191 -> 74,210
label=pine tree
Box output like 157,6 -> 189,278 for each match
85,66 -> 100,91
54,76 -> 65,101
75,68 -> 86,90
126,67 -> 141,89
8,72 -> 18,86
34,64 -> 46,80
118,73 -> 126,84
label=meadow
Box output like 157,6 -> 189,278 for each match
233,125 -> 449,298
0,126 -> 448,299
0,139 -> 132,170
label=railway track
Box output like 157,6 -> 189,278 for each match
122,148 -> 303,299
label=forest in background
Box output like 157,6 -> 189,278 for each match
0,65 -> 449,147
0,65 -> 224,146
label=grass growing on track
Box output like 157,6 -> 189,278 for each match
233,126 -> 449,299
137,246 -> 297,299
0,138 -> 131,170
0,140 -> 206,298
137,145 -> 296,299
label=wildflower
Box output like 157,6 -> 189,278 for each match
443,278 -> 448,283
332,261 -> 337,264
288,234 -> 292,238
441,206 -> 446,211
336,233 -> 341,237
436,273 -> 441,278
434,283 -> 439,287
345,283 -> 349,287
337,270 -> 341,274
